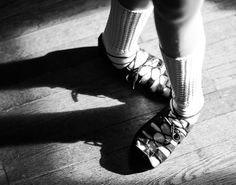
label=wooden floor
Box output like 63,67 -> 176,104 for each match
0,0 -> 236,184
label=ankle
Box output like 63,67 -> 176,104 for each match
105,45 -> 149,70
170,96 -> 204,122
103,0 -> 153,61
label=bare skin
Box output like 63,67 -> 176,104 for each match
153,0 -> 205,57
118,0 -> 152,10
117,0 -> 204,57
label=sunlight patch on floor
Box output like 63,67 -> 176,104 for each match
0,88 -> 125,115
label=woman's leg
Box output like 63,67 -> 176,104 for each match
131,0 -> 206,169
102,0 -> 153,67
154,0 -> 205,118
119,0 -> 152,10
99,0 -> 171,96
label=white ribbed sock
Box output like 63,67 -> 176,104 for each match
103,0 -> 153,69
162,41 -> 205,118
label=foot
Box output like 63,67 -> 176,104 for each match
130,105 -> 199,171
98,34 -> 171,98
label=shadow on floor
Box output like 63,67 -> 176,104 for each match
19,169 -> 236,185
0,46 -> 168,178
0,0 -> 110,41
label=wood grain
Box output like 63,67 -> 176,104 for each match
0,0 -> 109,41
1,85 -> 236,184
0,0 -> 236,185
6,112 -> 236,185
0,1 -> 236,64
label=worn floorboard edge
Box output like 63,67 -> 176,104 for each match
3,89 -> 236,184
1,0 -> 235,43
0,0 -> 110,41
1,1 -> 236,63
10,134 -> 236,185
1,15 -> 235,112
0,1 -> 236,185
2,34 -> 236,111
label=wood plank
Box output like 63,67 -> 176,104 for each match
0,45 -> 167,113
9,125 -> 236,185
140,10 -> 236,45
0,0 -> 109,41
0,9 -> 109,63
3,18 -> 236,111
1,0 -> 235,43
0,163 -> 8,185
2,85 -> 236,184
2,28 -> 235,113
0,0 -> 63,20
0,1 -> 236,185
203,0 -> 236,23
0,45 -> 103,111
0,170 -> 8,185
1,1 -> 236,64
206,37 -> 236,90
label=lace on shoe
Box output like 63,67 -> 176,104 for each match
133,106 -> 198,169
125,49 -> 169,90
163,111 -> 189,144
140,110 -> 190,150
98,34 -> 171,97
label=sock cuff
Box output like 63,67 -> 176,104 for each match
161,45 -> 205,117
114,0 -> 154,14
171,97 -> 204,118
103,0 -> 153,57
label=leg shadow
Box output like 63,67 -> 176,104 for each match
0,46 -> 168,177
